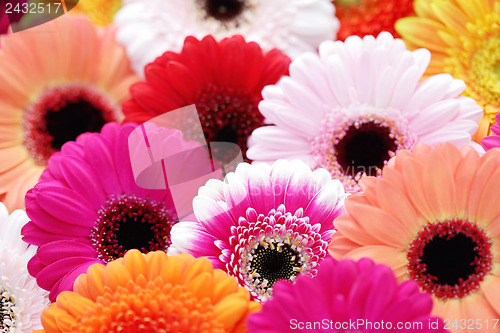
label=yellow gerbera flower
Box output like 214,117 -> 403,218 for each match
68,0 -> 122,26
396,0 -> 500,141
36,250 -> 260,332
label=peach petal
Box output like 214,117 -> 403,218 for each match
334,214 -> 380,246
481,274 -> 500,316
344,245 -> 408,274
454,148 -> 480,219
328,233 -> 363,259
375,178 -> 421,236
422,145 -> 456,220
347,201 -> 412,248
401,154 -> 436,223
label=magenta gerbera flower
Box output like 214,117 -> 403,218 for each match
247,257 -> 449,333
21,122 -> 200,301
481,111 -> 500,151
171,159 -> 347,302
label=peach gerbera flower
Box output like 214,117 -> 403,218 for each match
36,249 -> 260,333
329,143 -> 500,332
0,14 -> 137,211
395,0 -> 500,141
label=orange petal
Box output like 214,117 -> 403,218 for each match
213,294 -> 248,330
123,249 -> 147,280
103,258 -> 132,291
74,263 -> 105,302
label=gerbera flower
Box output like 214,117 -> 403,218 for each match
0,14 -> 137,211
22,122 -> 202,301
114,0 -> 338,74
329,143 -> 500,328
395,0 -> 500,141
247,32 -> 483,192
334,0 -> 415,41
122,35 -> 291,161
36,249 -> 260,332
69,0 -> 122,26
0,202 -> 49,332
247,257 -> 448,332
171,159 -> 347,302
482,112 -> 500,151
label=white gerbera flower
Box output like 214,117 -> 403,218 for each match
0,203 -> 49,332
247,32 -> 483,193
114,0 -> 339,75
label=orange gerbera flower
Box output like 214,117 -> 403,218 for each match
36,250 -> 260,333
334,0 -> 415,41
396,0 -> 500,141
329,143 -> 500,332
0,14 -> 137,211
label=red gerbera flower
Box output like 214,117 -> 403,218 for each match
334,0 -> 415,41
122,35 -> 291,160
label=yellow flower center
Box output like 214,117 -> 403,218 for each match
76,276 -> 225,333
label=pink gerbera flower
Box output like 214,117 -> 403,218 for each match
22,122 -> 200,301
171,159 -> 347,302
247,32 -> 483,192
247,257 -> 448,332
481,112 -> 500,151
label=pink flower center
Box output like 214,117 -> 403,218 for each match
407,220 -> 493,300
227,205 -> 328,302
90,195 -> 178,263
194,83 -> 263,161
23,84 -> 118,165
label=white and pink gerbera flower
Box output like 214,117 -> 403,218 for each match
171,159 -> 347,302
247,32 -> 483,192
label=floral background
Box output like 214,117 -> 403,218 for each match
0,0 -> 499,332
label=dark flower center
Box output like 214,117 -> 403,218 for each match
250,244 -> 300,288
44,100 -> 107,151
407,220 -> 492,300
23,85 -> 117,165
0,291 -> 15,331
194,83 -> 263,161
334,121 -> 397,177
91,195 -> 178,263
203,0 -> 245,21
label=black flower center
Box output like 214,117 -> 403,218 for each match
335,122 -> 397,177
44,100 -> 107,150
407,220 -> 492,300
91,195 -> 178,263
23,85 -> 117,165
204,0 -> 245,21
251,244 -> 300,288
0,291 -> 15,331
